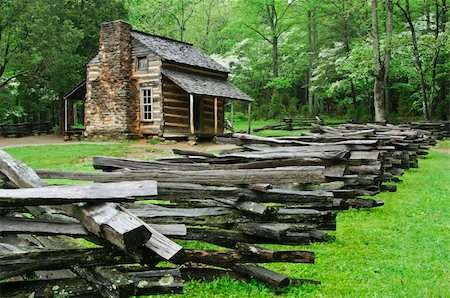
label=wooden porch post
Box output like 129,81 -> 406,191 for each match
214,97 -> 218,135
230,100 -> 234,127
73,102 -> 77,126
64,98 -> 68,132
247,102 -> 252,134
189,94 -> 195,135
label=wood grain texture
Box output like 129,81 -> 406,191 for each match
0,180 -> 157,206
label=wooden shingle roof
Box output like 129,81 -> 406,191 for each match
162,68 -> 253,102
131,30 -> 229,74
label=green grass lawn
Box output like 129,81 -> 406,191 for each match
4,142 -> 134,171
3,140 -> 449,297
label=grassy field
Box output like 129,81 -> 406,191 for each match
3,140 -> 449,298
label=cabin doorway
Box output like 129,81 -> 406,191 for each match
194,97 -> 202,133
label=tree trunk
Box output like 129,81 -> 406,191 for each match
307,9 -> 314,115
438,0 -> 448,119
371,0 -> 386,122
429,0 -> 447,118
398,0 -> 429,120
272,35 -> 279,78
180,0 -> 185,41
383,0 -> 393,116
344,41 -> 357,112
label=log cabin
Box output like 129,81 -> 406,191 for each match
63,20 -> 253,139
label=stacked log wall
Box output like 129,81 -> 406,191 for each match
161,76 -> 191,136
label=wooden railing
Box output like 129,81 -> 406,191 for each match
0,122 -> 52,137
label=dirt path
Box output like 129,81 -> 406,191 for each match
124,139 -> 238,158
0,135 -> 237,157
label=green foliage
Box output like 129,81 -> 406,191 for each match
0,0 -> 126,124
1,0 -> 448,127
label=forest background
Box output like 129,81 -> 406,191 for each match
0,0 -> 448,128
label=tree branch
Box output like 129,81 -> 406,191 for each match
184,8 -> 195,25
0,59 -> 45,90
277,0 -> 297,25
243,23 -> 272,44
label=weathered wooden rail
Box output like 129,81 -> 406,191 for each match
0,121 -> 442,296
0,150 -> 320,296
252,117 -> 348,132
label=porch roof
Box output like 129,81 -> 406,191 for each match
161,68 -> 253,102
63,81 -> 86,101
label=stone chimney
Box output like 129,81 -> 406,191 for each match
85,20 -> 137,139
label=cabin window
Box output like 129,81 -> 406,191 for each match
140,88 -> 153,121
136,57 -> 148,71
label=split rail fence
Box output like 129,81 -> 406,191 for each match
0,121 -> 446,296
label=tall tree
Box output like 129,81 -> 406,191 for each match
167,0 -> 197,42
243,0 -> 297,78
306,0 -> 319,114
438,0 -> 448,119
371,0 -> 393,122
397,0 -> 429,119
126,0 -> 198,42
428,0 -> 448,118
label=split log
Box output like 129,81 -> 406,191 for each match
58,203 -> 183,260
177,227 -> 313,248
346,198 -> 384,208
158,183 -> 337,209
231,133 -> 379,147
72,267 -> 183,297
0,217 -> 88,237
36,166 -> 326,186
380,184 -> 397,192
172,148 -> 216,157
246,183 -> 272,191
0,217 -> 186,237
180,266 -> 244,281
236,242 -> 314,263
0,180 -> 157,206
236,223 -> 290,241
324,165 -> 346,178
247,188 -> 334,203
236,200 -> 276,216
94,156 -> 220,171
349,151 -> 381,160
0,150 -> 48,188
142,220 -> 184,261
223,150 -> 349,160
172,247 -> 314,267
347,163 -> 382,175
128,205 -> 335,230
0,268 -> 183,297
95,155 -> 343,170
233,263 -> 291,288
0,248 -> 139,280
58,203 -> 152,252
0,277 -> 99,297
123,268 -> 183,295
212,197 -> 277,217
